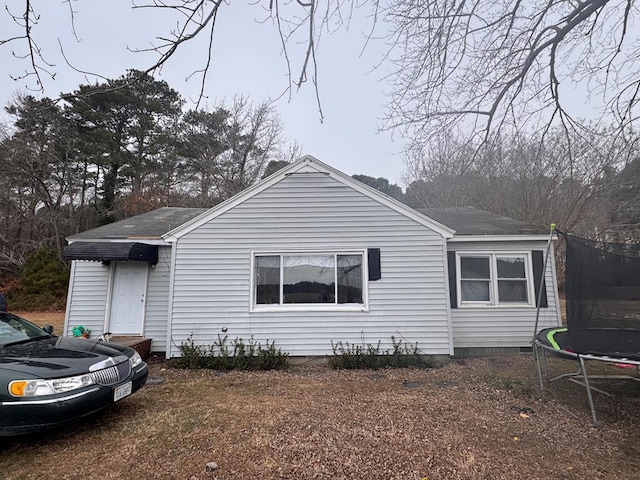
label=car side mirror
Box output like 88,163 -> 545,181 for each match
41,325 -> 54,334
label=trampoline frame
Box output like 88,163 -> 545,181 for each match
534,337 -> 640,426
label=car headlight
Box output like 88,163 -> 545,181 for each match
9,374 -> 95,397
130,351 -> 143,368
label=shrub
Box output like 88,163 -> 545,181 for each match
171,336 -> 210,369
329,340 -> 382,369
170,335 -> 289,371
6,247 -> 70,310
20,247 -> 69,297
329,336 -> 438,370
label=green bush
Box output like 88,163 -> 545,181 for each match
329,340 -> 383,369
170,334 -> 289,371
21,247 -> 69,296
329,336 -> 438,370
171,336 -> 210,369
4,247 -> 70,310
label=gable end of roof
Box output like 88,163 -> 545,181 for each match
164,155 -> 455,240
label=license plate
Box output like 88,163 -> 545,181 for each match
114,382 -> 132,402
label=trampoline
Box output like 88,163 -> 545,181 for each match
537,327 -> 640,361
533,231 -> 640,426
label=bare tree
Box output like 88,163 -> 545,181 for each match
1,1 -> 375,120
176,96 -> 295,203
404,127 -> 636,234
383,0 -> 640,149
211,96 -> 286,200
0,96 -> 79,271
3,1 -> 639,169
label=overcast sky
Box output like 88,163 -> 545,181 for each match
0,1 -> 406,184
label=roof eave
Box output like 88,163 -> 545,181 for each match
448,233 -> 556,242
67,238 -> 168,246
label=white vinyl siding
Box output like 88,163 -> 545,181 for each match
64,260 -> 110,337
144,246 -> 171,351
64,250 -> 169,349
449,240 -> 561,348
169,173 -> 451,357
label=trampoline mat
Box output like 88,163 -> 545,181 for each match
537,327 -> 640,361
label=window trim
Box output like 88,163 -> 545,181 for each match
455,251 -> 535,307
250,250 -> 370,312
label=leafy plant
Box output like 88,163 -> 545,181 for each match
171,335 -> 210,369
20,247 -> 69,297
170,334 -> 288,371
329,336 -> 438,370
5,247 -> 70,310
329,340 -> 382,369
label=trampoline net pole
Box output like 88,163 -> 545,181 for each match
533,224 -> 556,342
579,356 -> 599,427
534,342 -> 545,393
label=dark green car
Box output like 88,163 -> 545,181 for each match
0,312 -> 148,436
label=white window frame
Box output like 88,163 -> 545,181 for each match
250,250 -> 369,312
456,251 -> 534,307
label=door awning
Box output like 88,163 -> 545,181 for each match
63,242 -> 158,264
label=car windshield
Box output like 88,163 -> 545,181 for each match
0,312 -> 51,348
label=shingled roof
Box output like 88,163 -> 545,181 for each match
419,206 -> 546,235
67,207 -> 208,240
67,204 -> 544,242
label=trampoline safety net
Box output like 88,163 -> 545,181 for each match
564,232 -> 640,332
535,232 -> 640,426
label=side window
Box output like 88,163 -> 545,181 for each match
337,255 -> 364,304
496,256 -> 528,303
460,256 -> 491,302
255,255 -> 280,305
457,253 -> 532,306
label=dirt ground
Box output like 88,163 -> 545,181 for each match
2,356 -> 640,478
2,311 -> 640,479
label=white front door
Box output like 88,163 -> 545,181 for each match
109,262 -> 147,335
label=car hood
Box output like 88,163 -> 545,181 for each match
0,337 -> 129,378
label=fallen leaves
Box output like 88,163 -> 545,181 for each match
1,355 -> 639,480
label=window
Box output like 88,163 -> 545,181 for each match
496,256 -> 528,302
460,257 -> 491,302
458,253 -> 531,306
253,252 -> 365,309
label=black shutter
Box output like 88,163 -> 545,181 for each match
447,251 -> 457,308
368,248 -> 381,281
532,250 -> 548,308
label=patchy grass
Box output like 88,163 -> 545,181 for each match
13,311 -> 65,334
1,354 -> 639,480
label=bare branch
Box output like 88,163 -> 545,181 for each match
384,0 -> 638,157
2,1 -> 380,121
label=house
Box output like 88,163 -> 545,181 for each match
62,156 -> 561,358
